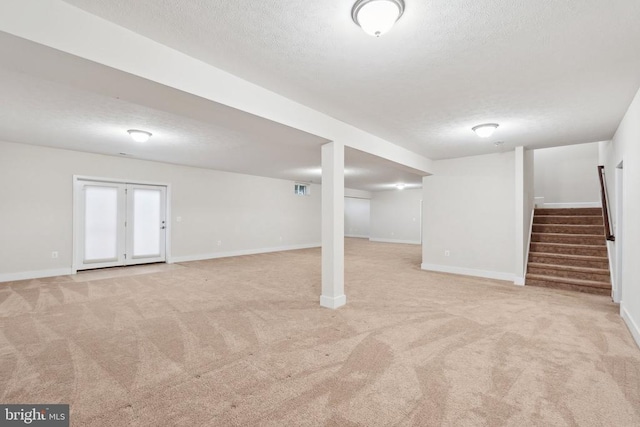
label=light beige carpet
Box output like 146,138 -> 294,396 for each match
0,238 -> 639,426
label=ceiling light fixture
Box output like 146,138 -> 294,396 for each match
127,129 -> 152,143
472,123 -> 499,138
352,0 -> 405,37
396,183 -> 406,190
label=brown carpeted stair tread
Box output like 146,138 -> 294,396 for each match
526,276 -> 611,295
533,215 -> 602,219
528,252 -> 609,269
528,251 -> 608,262
530,232 -> 606,245
526,274 -> 611,289
533,216 -> 603,225
529,242 -> 607,250
528,262 -> 610,282
532,224 -> 605,235
531,232 -> 604,238
534,208 -> 603,216
527,262 -> 609,275
529,242 -> 607,257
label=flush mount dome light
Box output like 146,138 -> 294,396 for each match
472,123 -> 499,138
352,0 -> 405,37
127,129 -> 152,143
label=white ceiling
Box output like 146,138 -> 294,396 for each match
0,33 -> 425,191
61,0 -> 640,159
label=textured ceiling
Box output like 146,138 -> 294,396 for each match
0,33 -> 424,191
62,0 -> 640,159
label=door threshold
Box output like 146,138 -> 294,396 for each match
73,262 -> 181,282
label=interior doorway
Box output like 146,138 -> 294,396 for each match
73,177 -> 168,271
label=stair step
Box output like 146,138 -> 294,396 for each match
529,242 -> 608,257
533,215 -> 604,225
532,224 -> 605,235
527,207 -> 611,296
528,252 -> 609,269
530,233 -> 606,246
527,263 -> 610,282
526,274 -> 611,295
535,208 -> 603,216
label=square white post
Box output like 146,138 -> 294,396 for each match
320,141 -> 346,309
515,146 -> 525,284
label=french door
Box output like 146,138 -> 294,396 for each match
75,179 -> 167,271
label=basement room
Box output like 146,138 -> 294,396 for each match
1,1 -> 639,425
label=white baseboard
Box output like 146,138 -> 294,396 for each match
320,294 -> 346,309
513,276 -> 525,286
421,263 -> 514,282
0,268 -> 73,283
345,234 -> 370,239
169,243 -> 321,264
621,304 -> 640,350
370,238 -> 421,245
541,202 -> 601,208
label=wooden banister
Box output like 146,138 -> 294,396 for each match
598,165 -> 615,241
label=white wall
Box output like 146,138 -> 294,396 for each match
344,188 -> 372,199
0,141 -> 321,281
523,149 -> 535,266
422,152 -> 516,281
600,86 -> 640,348
369,189 -> 422,244
344,197 -> 370,238
534,142 -> 600,206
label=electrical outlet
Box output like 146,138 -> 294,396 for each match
217,240 -> 222,246
444,250 -> 450,257
176,216 -> 182,223
51,251 -> 58,259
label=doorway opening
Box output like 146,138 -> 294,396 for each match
73,177 -> 169,272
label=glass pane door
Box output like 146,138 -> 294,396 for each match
74,179 -> 166,271
126,184 -> 167,265
79,182 -> 126,268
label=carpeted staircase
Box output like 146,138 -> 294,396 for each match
526,207 -> 611,295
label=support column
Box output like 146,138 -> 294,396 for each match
320,141 -> 346,309
515,146 -> 525,285
515,146 -> 535,286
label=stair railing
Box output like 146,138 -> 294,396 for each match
597,165 -> 615,241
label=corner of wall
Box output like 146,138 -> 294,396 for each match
621,304 -> 640,349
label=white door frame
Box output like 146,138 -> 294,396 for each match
72,175 -> 172,274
